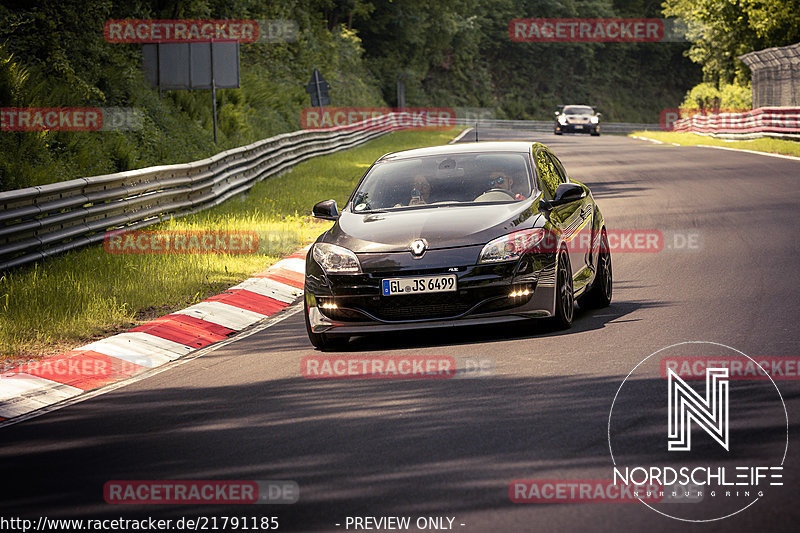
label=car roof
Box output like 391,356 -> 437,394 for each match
379,141 -> 544,162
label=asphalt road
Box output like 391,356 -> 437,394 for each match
2,130 -> 799,533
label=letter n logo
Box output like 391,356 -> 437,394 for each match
667,367 -> 729,451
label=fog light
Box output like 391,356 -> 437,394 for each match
320,302 -> 338,310
508,288 -> 531,298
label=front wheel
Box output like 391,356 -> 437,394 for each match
580,229 -> 612,308
550,249 -> 574,329
304,295 -> 349,351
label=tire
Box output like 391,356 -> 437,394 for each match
591,131 -> 600,136
580,229 -> 612,308
554,130 -> 563,135
304,295 -> 349,351
550,249 -> 574,329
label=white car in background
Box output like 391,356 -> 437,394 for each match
554,105 -> 600,136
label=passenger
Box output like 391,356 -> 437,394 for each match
511,170 -> 528,200
408,174 -> 432,205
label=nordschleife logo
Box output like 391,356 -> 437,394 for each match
608,342 -> 788,522
667,367 -> 729,452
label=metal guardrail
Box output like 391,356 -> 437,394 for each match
0,118 -> 392,271
456,115 -> 800,139
453,118 -> 660,134
9,110 -> 774,272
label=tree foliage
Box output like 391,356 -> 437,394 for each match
662,0 -> 800,85
344,0 -> 699,120
0,0 -> 384,190
0,0 -> 704,190
680,81 -> 751,110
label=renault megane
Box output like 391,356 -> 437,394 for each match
304,141 -> 612,349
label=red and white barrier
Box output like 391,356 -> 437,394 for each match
661,107 -> 800,139
0,245 -> 310,423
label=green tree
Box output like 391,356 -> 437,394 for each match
662,0 -> 800,85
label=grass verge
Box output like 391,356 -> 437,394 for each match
0,127 -> 464,363
630,131 -> 800,157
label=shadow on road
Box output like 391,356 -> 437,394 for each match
578,179 -> 651,200
2,356 -> 791,530
342,299 -> 672,353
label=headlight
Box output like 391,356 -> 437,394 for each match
478,228 -> 550,263
558,115 -> 568,125
312,243 -> 362,273
590,116 -> 599,124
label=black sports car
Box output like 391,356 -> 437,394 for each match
554,105 -> 601,135
304,141 -> 612,349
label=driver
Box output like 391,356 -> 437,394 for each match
487,170 -> 512,192
487,170 -> 526,200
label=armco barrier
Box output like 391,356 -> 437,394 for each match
671,107 -> 800,140
453,118 -> 659,134
0,116 -> 397,271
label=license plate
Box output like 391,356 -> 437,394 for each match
382,274 -> 457,296
576,125 -> 584,129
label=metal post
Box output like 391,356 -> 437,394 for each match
314,69 -> 323,116
156,44 -> 162,98
211,41 -> 218,144
397,72 -> 406,109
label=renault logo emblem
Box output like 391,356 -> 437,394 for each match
410,239 -> 427,257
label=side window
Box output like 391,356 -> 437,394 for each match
535,149 -> 560,199
547,153 -> 568,184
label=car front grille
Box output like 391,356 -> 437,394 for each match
321,285 -> 532,322
374,292 -> 475,320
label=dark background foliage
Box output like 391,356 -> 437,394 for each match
1,0 -> 793,190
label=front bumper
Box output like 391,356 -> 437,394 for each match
305,245 -> 558,335
555,123 -> 598,134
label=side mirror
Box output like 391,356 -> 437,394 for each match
312,199 -> 340,220
539,183 -> 585,210
554,111 -> 560,116
596,112 -> 602,117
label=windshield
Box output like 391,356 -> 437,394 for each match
562,106 -> 594,115
350,152 -> 533,211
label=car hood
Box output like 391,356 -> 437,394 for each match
325,201 -> 543,253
